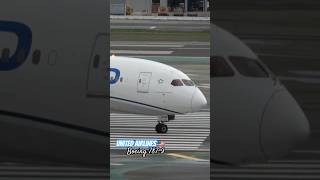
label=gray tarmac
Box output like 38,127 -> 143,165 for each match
111,41 -> 210,57
111,19 -> 209,32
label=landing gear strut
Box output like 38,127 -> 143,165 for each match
155,115 -> 174,133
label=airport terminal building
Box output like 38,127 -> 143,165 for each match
111,0 -> 209,16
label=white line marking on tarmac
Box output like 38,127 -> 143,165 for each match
110,41 -> 209,46
187,73 -> 200,77
198,85 -> 210,89
111,44 -> 184,48
111,50 -> 173,55
130,55 -> 209,59
171,47 -> 210,50
110,163 -> 124,166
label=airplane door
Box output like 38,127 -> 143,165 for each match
87,34 -> 107,97
137,72 -> 152,93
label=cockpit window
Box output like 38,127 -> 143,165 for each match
171,79 -> 183,86
229,56 -> 269,77
211,56 -> 234,77
182,79 -> 195,86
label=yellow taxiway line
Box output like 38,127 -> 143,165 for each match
167,153 -> 208,161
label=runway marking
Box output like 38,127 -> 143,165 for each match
111,163 -> 124,166
110,50 -> 173,55
167,153 -> 207,162
187,73 -> 200,77
110,41 -> 209,46
111,44 -> 184,48
110,112 -> 210,150
132,55 -> 209,59
129,55 -> 209,62
171,47 -> 210,50
198,83 -> 210,88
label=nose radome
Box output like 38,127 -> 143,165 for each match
261,90 -> 310,160
191,88 -> 207,112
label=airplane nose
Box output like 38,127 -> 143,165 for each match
191,88 -> 207,112
261,90 -> 310,160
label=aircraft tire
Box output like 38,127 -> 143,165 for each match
156,123 -> 168,134
155,124 -> 160,132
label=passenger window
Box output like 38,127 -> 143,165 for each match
182,79 -> 194,86
229,56 -> 269,77
32,50 -> 41,65
171,79 -> 183,86
211,56 -> 234,77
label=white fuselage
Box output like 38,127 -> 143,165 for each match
110,56 -> 207,116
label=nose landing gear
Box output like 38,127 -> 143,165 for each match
155,115 -> 174,133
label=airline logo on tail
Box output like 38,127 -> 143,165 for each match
0,21 -> 32,70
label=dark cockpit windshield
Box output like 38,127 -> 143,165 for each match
171,79 -> 195,86
229,56 -> 269,77
171,79 -> 184,86
182,79 -> 195,86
